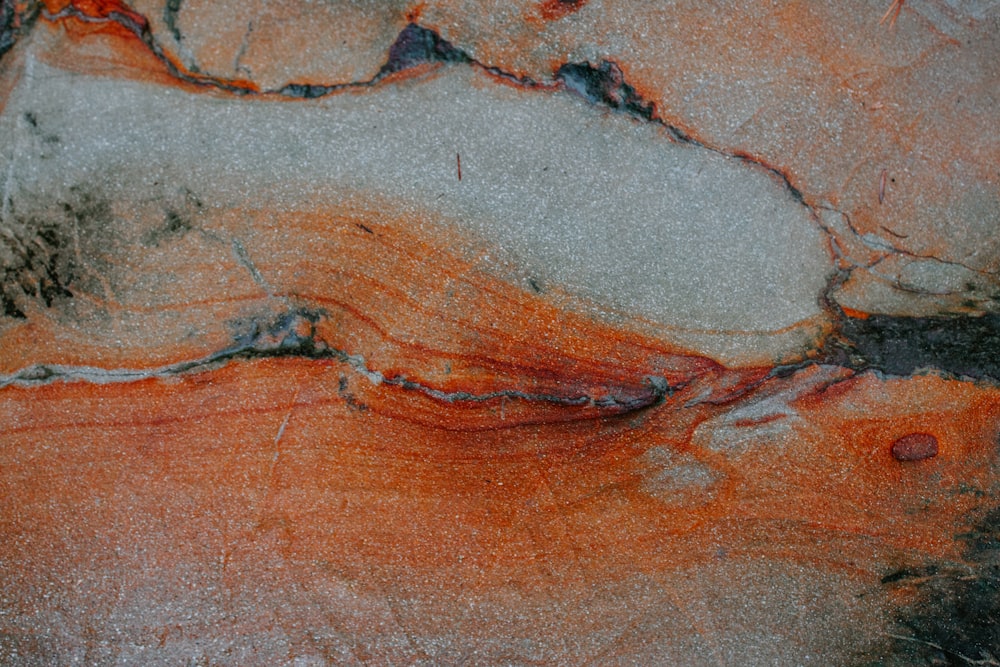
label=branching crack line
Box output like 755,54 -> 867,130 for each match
826,205 -> 997,279
255,382 -> 301,522
25,8 -> 896,338
0,323 -> 683,416
885,632 -> 1000,666
231,237 -> 275,296
232,19 -> 253,77
32,8 -> 811,208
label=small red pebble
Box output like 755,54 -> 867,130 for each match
891,433 -> 939,461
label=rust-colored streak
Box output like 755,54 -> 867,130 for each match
840,305 -> 872,320
2,360 -> 998,659
537,0 -> 589,22
38,1 -> 261,93
2,6 -> 999,660
44,0 -> 149,32
880,0 -> 905,28
0,182 -> 995,657
287,209 -> 716,390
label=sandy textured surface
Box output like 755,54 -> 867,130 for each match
1,1 -> 999,664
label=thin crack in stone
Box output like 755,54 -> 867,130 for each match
552,59 -> 807,207
278,23 -> 471,97
163,0 -> 183,44
381,375 -> 672,411
28,7 -> 823,304
0,313 -> 680,414
40,5 -> 254,95
836,206 -> 995,280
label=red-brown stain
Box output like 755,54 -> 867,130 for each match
880,0 -> 905,28
405,2 -> 426,24
840,305 -> 872,319
537,0 -> 589,22
45,0 -> 149,31
0,195 -> 739,428
1,197 -> 997,659
891,432 -> 939,461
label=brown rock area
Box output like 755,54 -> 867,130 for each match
1,2 -> 1000,665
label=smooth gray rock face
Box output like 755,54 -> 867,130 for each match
1,54 -> 831,364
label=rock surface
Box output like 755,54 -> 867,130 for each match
1,1 -> 999,665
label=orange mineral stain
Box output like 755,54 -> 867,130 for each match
2,2 -> 999,661
35,2 -> 261,93
2,354 -> 998,660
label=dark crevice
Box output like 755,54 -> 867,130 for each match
555,60 -> 654,121
826,313 -> 1000,382
734,152 -> 806,203
880,565 -> 941,585
279,24 -> 470,98
278,82 -> 336,99
378,23 -> 471,77
163,0 -> 183,44
552,59 -> 805,205
1,186 -> 130,319
880,508 -> 1000,665
21,10 -> 999,383
0,0 -> 38,61
480,64 -> 540,88
34,8 -> 811,213
42,5 -> 252,95
226,310 -> 682,413
0,0 -> 16,58
2,219 -> 78,318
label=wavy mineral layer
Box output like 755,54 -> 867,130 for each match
4,359 -> 999,664
1,3 -> 1000,665
0,17 -> 830,368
